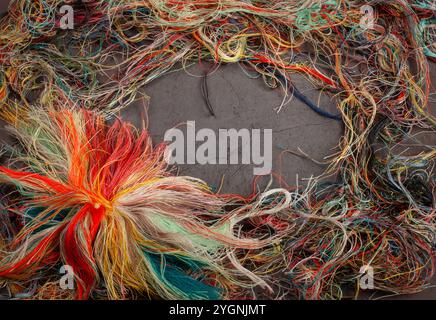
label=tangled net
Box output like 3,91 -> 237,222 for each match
0,0 -> 434,299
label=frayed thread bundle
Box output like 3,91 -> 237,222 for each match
0,108 -> 280,299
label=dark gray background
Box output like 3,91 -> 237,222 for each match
0,1 -> 434,300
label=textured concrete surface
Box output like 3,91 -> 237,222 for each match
123,63 -> 342,195
0,0 -> 434,300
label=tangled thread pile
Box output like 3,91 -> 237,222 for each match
0,0 -> 435,299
